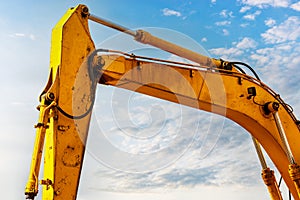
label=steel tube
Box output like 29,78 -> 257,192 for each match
88,14 -> 223,68
274,111 -> 295,164
88,14 -> 136,37
252,136 -> 268,169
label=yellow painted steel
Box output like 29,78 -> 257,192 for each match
290,164 -> 300,196
100,55 -> 300,200
262,168 -> 283,200
25,97 -> 56,198
25,4 -> 95,200
25,4 -> 300,200
43,4 -> 95,200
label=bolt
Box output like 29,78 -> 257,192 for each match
53,115 -> 58,120
55,190 -> 61,195
40,179 -> 52,186
58,125 -> 69,131
190,69 -> 195,77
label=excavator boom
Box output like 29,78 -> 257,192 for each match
25,4 -> 300,200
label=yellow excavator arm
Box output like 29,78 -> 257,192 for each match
25,4 -> 300,200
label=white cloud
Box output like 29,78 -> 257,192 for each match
240,0 -> 290,8
243,10 -> 261,20
240,23 -> 249,28
276,43 -> 292,51
250,54 -> 269,66
215,20 -> 231,26
209,37 -> 257,60
236,37 -> 258,49
209,47 -> 243,59
261,16 -> 300,44
264,18 -> 276,27
162,8 -> 182,17
9,32 -> 36,40
86,80 -> 270,194
208,36 -> 300,99
85,117 -> 262,193
211,0 -> 217,3
29,34 -> 36,40
219,9 -> 234,18
272,0 -> 290,7
248,41 -> 300,108
14,33 -> 25,37
201,37 -> 208,42
252,43 -> 300,69
222,29 -> 230,36
209,37 -> 300,121
291,1 -> 300,11
240,6 -> 251,13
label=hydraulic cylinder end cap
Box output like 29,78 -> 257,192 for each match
263,102 -> 279,115
289,164 -> 300,181
81,5 -> 89,17
262,168 -> 275,186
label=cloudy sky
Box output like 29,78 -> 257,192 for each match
1,0 -> 300,199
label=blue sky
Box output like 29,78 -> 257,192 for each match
1,0 -> 300,199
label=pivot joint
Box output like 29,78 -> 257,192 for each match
263,102 -> 279,115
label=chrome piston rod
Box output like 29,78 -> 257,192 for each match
88,14 -> 225,69
252,137 -> 268,169
89,14 -> 136,37
273,111 -> 295,164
